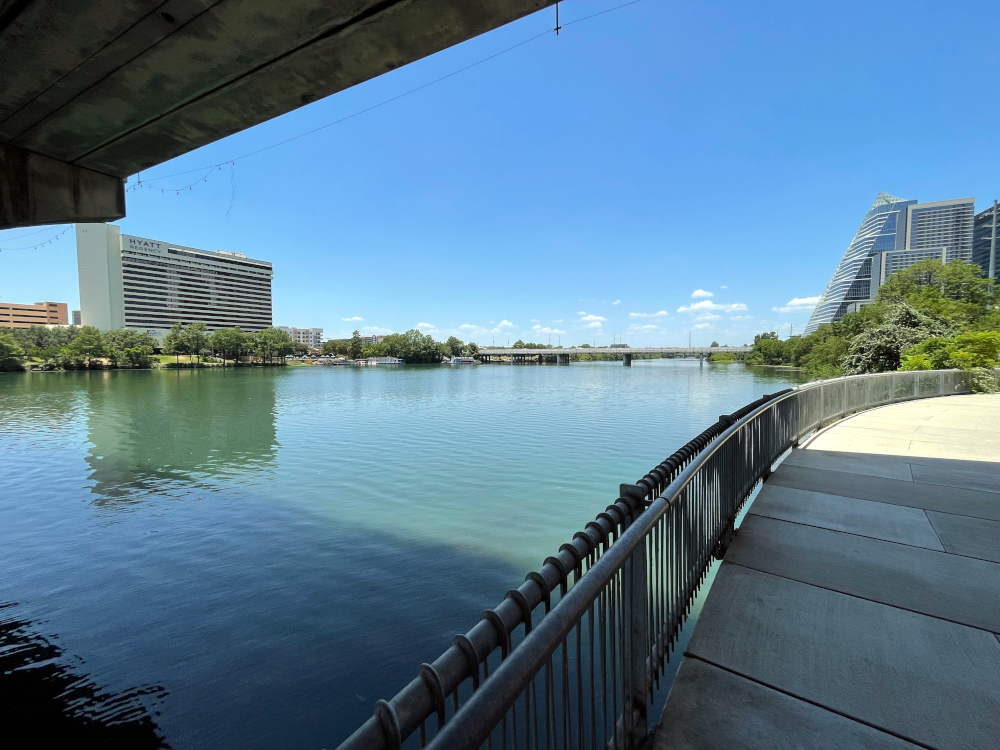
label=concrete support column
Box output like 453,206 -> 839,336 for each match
0,144 -> 125,230
624,353 -> 632,367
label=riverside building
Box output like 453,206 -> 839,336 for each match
76,223 -> 273,341
0,300 -> 68,329
973,203 -> 998,279
278,327 -> 323,348
805,194 -> 975,333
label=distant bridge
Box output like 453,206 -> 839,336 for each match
476,346 -> 750,366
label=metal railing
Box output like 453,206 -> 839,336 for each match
338,369 -> 975,750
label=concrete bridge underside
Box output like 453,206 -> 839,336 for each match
655,394 -> 1000,750
0,0 -> 555,229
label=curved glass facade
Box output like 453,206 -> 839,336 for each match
805,193 -> 914,334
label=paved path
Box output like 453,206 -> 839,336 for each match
653,394 -> 1000,750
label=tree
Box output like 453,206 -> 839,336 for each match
842,303 -> 947,374
253,327 -> 295,364
163,323 -> 188,365
0,332 -> 25,371
382,329 -> 447,363
210,327 -> 247,367
244,331 -> 259,363
709,352 -> 736,363
349,330 -> 364,360
445,336 -> 465,357
103,329 -> 157,368
67,326 -> 106,367
183,322 -> 209,364
746,335 -> 786,366
464,341 -> 479,357
254,328 -> 277,363
710,340 -> 720,347
274,328 -> 296,360
901,331 -> 1000,370
322,339 -> 350,357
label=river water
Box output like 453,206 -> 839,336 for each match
0,360 -> 804,749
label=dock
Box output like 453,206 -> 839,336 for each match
654,394 -> 1000,750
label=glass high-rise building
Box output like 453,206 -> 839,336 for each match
973,203 -> 998,279
805,194 -> 975,334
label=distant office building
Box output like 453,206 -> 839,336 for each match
0,301 -> 68,329
973,203 -> 998,278
71,310 -> 81,325
76,223 -> 273,341
278,326 -> 323,348
805,194 -> 975,333
361,334 -> 389,345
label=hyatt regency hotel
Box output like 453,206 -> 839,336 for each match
76,223 -> 273,342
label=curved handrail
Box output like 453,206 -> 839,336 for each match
339,368 -> 975,750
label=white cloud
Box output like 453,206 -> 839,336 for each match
629,324 -> 658,331
362,326 -> 393,334
721,285 -> 728,289
416,322 -> 435,330
771,296 -> 821,313
578,314 -> 607,322
730,315 -> 753,321
582,321 -> 603,329
496,320 -> 515,329
612,299 -> 621,305
695,314 -> 722,321
342,316 -> 364,321
532,325 -> 566,334
692,323 -> 715,330
553,319 -> 564,323
577,311 -> 587,316
691,289 -> 713,298
530,319 -> 540,323
677,300 -> 748,313
459,324 -> 478,330
629,310 -> 668,318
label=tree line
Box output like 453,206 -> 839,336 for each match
321,329 -> 479,363
0,323 -> 299,371
745,260 -> 1000,391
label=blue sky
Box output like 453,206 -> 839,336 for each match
2,0 -> 998,346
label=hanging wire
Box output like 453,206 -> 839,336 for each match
125,0 -> 648,195
0,225 -> 72,252
0,225 -> 60,242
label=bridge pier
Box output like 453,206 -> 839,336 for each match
624,353 -> 632,367
556,353 -> 568,364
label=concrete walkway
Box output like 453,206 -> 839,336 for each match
654,394 -> 1000,750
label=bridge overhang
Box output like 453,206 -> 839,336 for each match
0,144 -> 124,230
0,0 -> 555,230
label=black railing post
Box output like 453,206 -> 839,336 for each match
619,484 -> 648,748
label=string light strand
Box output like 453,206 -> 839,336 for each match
0,225 -> 72,252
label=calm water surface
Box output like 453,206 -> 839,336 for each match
0,361 -> 804,748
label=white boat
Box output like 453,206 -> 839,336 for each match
450,356 -> 476,364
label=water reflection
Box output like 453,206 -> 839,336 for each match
0,363 -> 808,749
82,369 -> 279,503
0,602 -> 169,749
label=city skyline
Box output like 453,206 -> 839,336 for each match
1,0 -> 998,346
